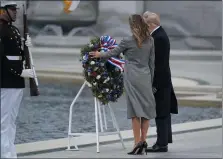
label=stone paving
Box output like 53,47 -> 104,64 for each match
19,127 -> 222,158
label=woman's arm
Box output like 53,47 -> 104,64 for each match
99,39 -> 127,58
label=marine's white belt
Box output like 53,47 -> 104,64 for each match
6,56 -> 22,60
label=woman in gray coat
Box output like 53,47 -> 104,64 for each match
90,14 -> 156,155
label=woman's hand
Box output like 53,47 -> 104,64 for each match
89,51 -> 101,58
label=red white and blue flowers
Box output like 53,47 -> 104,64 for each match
80,35 -> 125,104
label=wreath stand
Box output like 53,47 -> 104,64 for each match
67,81 -> 126,153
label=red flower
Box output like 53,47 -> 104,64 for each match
92,72 -> 97,76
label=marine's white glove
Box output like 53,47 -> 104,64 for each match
25,34 -> 32,47
20,69 -> 34,78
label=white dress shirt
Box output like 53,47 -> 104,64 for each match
150,26 -> 160,35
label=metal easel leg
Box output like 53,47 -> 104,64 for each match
95,98 -> 100,153
102,104 -> 107,130
108,104 -> 116,128
108,104 -> 126,149
67,81 -> 87,151
97,100 -> 104,132
67,80 -> 124,152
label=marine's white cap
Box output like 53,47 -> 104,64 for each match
0,1 -> 17,8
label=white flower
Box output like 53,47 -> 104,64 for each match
88,43 -> 94,47
90,61 -> 95,65
94,67 -> 98,71
83,55 -> 87,60
96,75 -> 101,80
86,82 -> 92,87
93,82 -> 97,86
106,89 -> 109,92
103,77 -> 110,83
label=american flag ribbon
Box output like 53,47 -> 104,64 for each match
100,35 -> 126,72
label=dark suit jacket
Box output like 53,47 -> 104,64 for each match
151,26 -> 178,117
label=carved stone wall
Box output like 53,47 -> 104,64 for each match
143,1 -> 222,50
14,1 -> 222,50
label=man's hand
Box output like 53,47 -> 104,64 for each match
20,69 -> 34,78
152,87 -> 157,94
25,34 -> 32,47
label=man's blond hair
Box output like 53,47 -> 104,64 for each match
143,11 -> 160,26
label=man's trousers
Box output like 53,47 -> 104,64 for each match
155,114 -> 173,146
1,88 -> 23,158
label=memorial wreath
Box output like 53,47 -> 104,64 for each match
80,35 -> 125,105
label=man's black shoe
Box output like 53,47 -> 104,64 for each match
145,144 -> 168,153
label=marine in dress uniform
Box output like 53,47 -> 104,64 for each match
0,1 -> 34,158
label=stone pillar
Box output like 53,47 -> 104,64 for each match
99,1 -> 144,15
135,1 -> 144,15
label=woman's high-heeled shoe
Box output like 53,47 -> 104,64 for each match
143,141 -> 148,149
127,141 -> 144,155
137,141 -> 148,154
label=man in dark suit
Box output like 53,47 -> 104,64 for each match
143,11 -> 178,152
